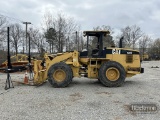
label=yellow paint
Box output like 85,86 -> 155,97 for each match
33,47 -> 142,85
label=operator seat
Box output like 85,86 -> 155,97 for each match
80,49 -> 88,57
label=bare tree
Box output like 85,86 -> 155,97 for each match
139,35 -> 151,60
68,30 -> 83,51
54,13 -> 78,52
42,12 -> 55,53
92,25 -> 114,48
0,16 -> 8,50
148,38 -> 160,60
78,31 -> 84,51
42,12 -> 79,53
9,23 -> 23,55
44,28 -> 57,53
29,27 -> 46,54
42,11 -> 54,30
120,25 -> 143,49
93,25 -> 114,34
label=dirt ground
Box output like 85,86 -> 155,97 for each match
0,61 -> 160,120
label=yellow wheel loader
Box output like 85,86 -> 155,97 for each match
33,31 -> 144,87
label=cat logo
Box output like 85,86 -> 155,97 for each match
112,49 -> 121,54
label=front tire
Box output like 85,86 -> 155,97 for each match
48,62 -> 73,87
98,61 -> 126,87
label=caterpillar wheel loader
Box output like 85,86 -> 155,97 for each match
33,31 -> 144,87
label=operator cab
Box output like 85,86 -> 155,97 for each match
80,31 -> 110,58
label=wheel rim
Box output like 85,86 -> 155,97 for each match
53,69 -> 66,82
106,67 -> 120,81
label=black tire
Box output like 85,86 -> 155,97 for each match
48,62 -> 73,87
98,61 -> 126,87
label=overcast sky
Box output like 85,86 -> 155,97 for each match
0,0 -> 160,38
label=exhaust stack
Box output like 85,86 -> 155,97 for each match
119,36 -> 124,48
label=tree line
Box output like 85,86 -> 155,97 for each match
0,12 -> 160,60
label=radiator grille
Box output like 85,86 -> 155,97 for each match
126,55 -> 133,63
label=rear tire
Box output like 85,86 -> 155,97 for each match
98,61 -> 126,87
48,62 -> 73,87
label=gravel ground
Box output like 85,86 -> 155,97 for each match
0,61 -> 160,120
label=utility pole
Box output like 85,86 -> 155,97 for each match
23,22 -> 31,53
77,32 -> 79,51
76,31 -> 79,51
68,36 -> 69,51
81,32 -> 83,50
